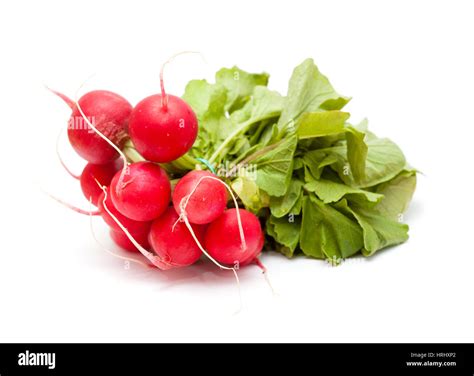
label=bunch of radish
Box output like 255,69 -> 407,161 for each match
49,69 -> 264,273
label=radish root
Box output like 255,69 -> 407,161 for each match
97,184 -> 183,270
88,199 -> 153,269
45,86 -> 75,109
176,175 -> 244,310
178,175 -> 247,251
159,51 -> 206,109
254,257 -> 277,296
55,128 -> 80,179
43,189 -> 100,216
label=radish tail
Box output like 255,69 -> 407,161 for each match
176,175 -> 243,311
46,86 -> 75,109
45,191 -> 100,216
56,128 -> 80,179
97,185 -> 185,270
88,200 -> 153,269
254,257 -> 267,273
159,51 -> 206,109
254,257 -> 277,296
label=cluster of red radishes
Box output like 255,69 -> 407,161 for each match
50,77 -> 264,271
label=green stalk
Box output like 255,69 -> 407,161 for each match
123,146 -> 146,163
208,112 -> 282,165
169,153 -> 200,171
207,119 -> 254,165
224,140 -> 284,178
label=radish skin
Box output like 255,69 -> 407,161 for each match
110,229 -> 150,253
148,207 -> 204,268
128,54 -> 198,163
97,191 -> 151,234
110,162 -> 171,222
68,90 -> 132,164
80,160 -> 123,206
129,94 -> 198,163
204,209 -> 264,266
172,170 -> 227,224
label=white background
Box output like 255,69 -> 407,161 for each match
0,0 -> 473,342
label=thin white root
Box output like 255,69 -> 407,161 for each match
97,185 -> 180,270
176,175 -> 244,311
42,188 -> 100,216
99,187 -> 160,267
55,127 -> 80,179
160,51 -> 207,108
263,272 -> 277,296
73,79 -> 130,194
261,268 -> 278,297
88,200 -> 151,269
179,175 -> 247,251
181,213 -> 242,313
254,257 -> 278,297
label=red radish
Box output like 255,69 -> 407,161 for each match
128,95 -> 198,163
64,90 -> 132,164
109,229 -> 150,253
110,162 -> 171,222
54,130 -> 123,206
204,209 -> 264,266
128,57 -> 198,163
80,159 -> 123,206
97,191 -> 151,234
148,207 -> 204,268
172,170 -> 227,224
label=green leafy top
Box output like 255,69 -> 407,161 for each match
176,58 -> 417,263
